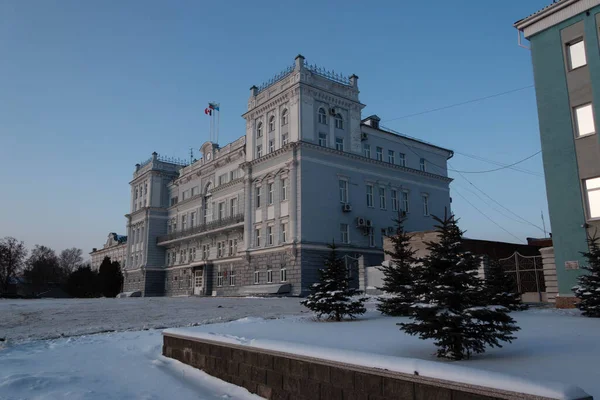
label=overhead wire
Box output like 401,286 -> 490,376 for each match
382,85 -> 535,122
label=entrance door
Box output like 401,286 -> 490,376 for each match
194,269 -> 203,296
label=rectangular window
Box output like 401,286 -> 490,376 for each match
191,186 -> 198,196
574,103 -> 596,137
218,202 -> 225,219
422,195 -> 429,216
229,169 -> 238,181
376,147 -> 383,161
402,191 -> 410,213
170,197 -> 178,206
282,133 -> 289,145
173,220 -> 177,232
230,198 -> 238,216
217,242 -> 222,258
379,187 -> 386,209
180,250 -> 185,264
280,267 -> 287,282
340,223 -> 349,244
181,215 -> 187,231
256,145 -> 263,158
217,266 -> 223,287
254,270 -> 260,284
188,248 -> 193,261
335,137 -> 344,151
229,267 -> 236,286
585,177 -> 600,219
255,228 -> 261,247
281,223 -> 288,243
281,178 -> 288,201
318,133 -> 327,147
190,212 -> 196,227
267,226 -> 274,245
368,229 -> 375,247
420,158 -> 426,171
166,252 -> 171,265
399,153 -> 406,167
391,189 -> 398,211
228,239 -> 237,256
269,139 -> 275,153
268,183 -> 274,205
363,144 -> 371,158
339,179 -> 348,203
202,245 -> 209,260
267,268 -> 273,283
388,150 -> 395,164
256,186 -> 261,208
567,40 -> 587,70
366,184 -> 374,207
218,173 -> 227,186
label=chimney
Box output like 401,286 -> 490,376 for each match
135,163 -> 141,172
92,248 -> 97,252
295,54 -> 305,70
250,85 -> 258,97
350,74 -> 359,87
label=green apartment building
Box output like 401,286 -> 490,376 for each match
515,0 -> 600,307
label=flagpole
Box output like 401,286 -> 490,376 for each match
217,108 -> 220,145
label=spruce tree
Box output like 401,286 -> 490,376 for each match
484,258 -> 527,311
573,235 -> 600,317
399,213 -> 519,360
301,242 -> 367,321
377,215 -> 417,316
98,257 -> 124,298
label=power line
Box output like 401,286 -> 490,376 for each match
450,151 -> 541,174
453,151 -> 543,177
453,189 -> 525,244
383,85 -> 534,122
449,162 -> 546,233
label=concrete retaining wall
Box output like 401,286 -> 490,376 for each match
162,333 -> 591,400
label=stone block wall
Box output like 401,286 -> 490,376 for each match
165,268 -> 194,296
122,270 -> 144,293
540,247 -> 558,304
163,334 -> 588,400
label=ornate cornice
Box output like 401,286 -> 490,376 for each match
210,177 -> 245,194
246,142 -> 299,167
298,141 -> 453,183
243,91 -> 293,120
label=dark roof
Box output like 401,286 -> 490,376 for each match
111,233 -> 128,244
361,118 -> 453,158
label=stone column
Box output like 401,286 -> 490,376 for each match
243,168 -> 253,250
289,148 -> 298,243
540,246 -> 558,304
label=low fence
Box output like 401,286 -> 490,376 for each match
162,332 -> 591,400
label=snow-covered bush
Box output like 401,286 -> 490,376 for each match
573,236 -> 600,317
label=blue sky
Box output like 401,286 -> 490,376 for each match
0,0 -> 552,257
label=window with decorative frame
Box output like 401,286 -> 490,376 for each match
281,109 -> 288,126
269,116 -> 275,132
280,266 -> 287,282
254,270 -> 260,284
267,267 -> 273,283
334,114 -> 343,129
217,266 -> 223,287
318,108 -> 327,124
257,122 -> 263,138
229,266 -> 236,286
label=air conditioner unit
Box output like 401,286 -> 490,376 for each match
366,219 -> 373,228
357,217 -> 366,227
342,203 -> 352,213
360,133 -> 368,141
329,107 -> 337,116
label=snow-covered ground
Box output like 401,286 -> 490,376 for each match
0,297 -> 305,342
1,298 -> 599,399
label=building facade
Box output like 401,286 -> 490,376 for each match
90,233 -> 128,270
119,55 -> 453,297
515,0 -> 600,307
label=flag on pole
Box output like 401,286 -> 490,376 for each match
209,102 -> 220,111
204,108 -> 212,116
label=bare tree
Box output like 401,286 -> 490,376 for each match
0,237 -> 28,293
59,248 -> 84,274
24,245 -> 62,290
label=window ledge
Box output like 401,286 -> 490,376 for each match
576,132 -> 596,139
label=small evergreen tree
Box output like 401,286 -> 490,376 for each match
484,258 -> 527,311
98,257 -> 123,298
573,235 -> 600,317
377,214 -> 417,316
301,242 -> 367,321
399,213 -> 519,360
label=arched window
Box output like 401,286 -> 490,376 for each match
335,113 -> 343,129
281,109 -> 288,126
318,108 -> 327,125
256,122 -> 263,138
269,116 -> 275,132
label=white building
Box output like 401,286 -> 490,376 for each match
90,233 -> 127,270
116,55 -> 453,296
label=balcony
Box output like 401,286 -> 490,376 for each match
157,214 -> 244,245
